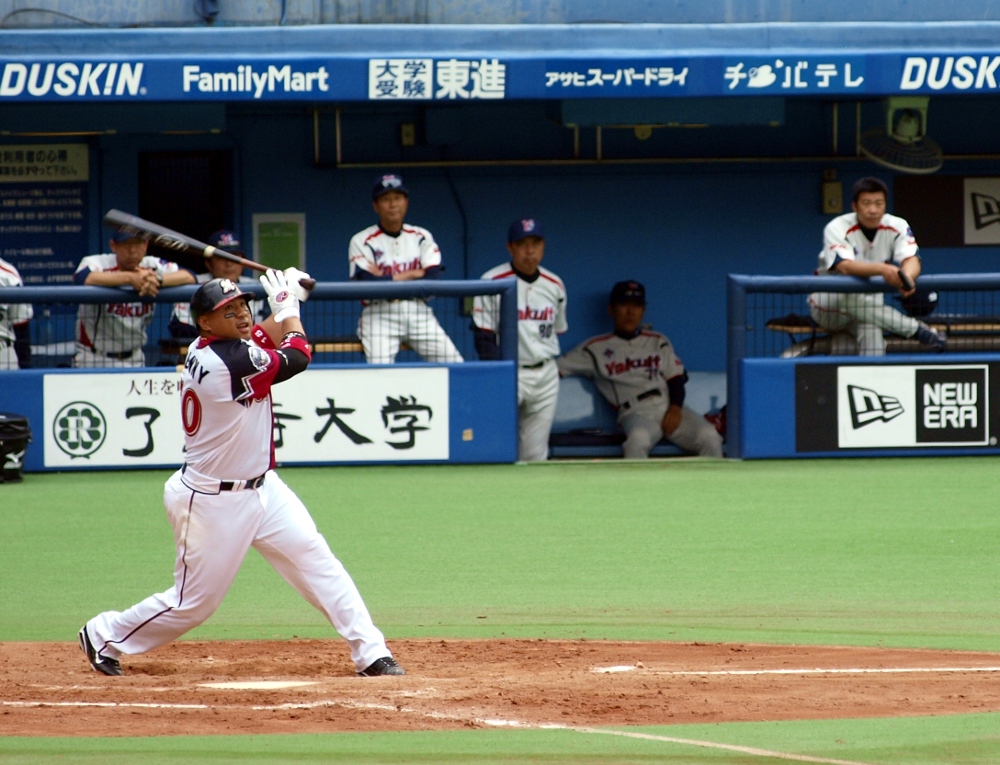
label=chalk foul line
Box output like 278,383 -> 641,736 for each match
593,665 -> 1000,676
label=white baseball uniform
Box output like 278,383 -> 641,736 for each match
73,253 -> 183,368
0,258 -> 32,370
559,330 -> 723,459
170,273 -> 265,335
473,263 -> 567,462
348,224 -> 463,364
809,212 -> 920,355
84,322 -> 394,673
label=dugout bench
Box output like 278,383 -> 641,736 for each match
767,313 -> 1000,357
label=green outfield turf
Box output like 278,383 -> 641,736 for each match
1,457 -> 998,764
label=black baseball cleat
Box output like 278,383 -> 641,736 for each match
914,322 -> 947,351
358,657 -> 406,676
78,626 -> 124,676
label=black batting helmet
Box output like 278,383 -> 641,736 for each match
190,278 -> 253,325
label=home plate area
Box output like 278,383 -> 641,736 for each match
3,639 -> 1000,737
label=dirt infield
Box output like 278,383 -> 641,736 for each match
3,639 -> 1000,737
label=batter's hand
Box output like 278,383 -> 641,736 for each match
283,268 -> 313,302
260,269 -> 300,323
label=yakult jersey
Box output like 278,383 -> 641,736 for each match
558,331 -> 685,408
73,254 -> 181,354
815,212 -> 918,275
473,263 -> 567,366
348,224 -> 442,279
180,326 -> 303,480
0,258 -> 32,343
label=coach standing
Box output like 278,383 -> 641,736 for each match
348,173 -> 464,364
472,218 -> 567,462
73,229 -> 195,368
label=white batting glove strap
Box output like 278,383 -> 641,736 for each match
260,269 -> 300,323
283,267 -> 312,302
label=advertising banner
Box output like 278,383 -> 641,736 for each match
3,53 -> 1000,103
796,362 -> 997,452
43,366 -> 450,469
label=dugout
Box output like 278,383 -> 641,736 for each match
2,14 -> 1000,375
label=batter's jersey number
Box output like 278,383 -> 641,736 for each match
181,388 -> 202,436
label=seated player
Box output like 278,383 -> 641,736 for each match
558,280 -> 723,459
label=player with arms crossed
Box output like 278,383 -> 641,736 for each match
809,176 -> 946,356
79,268 -> 404,678
348,174 -> 463,364
73,229 -> 196,367
559,281 -> 722,459
472,218 -> 567,462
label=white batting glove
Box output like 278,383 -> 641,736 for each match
260,269 -> 300,323
283,267 -> 312,303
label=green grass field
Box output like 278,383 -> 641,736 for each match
2,458 -> 999,763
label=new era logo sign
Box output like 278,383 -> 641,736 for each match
847,385 -> 903,429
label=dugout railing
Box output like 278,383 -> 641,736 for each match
727,273 -> 1000,459
0,278 -> 519,368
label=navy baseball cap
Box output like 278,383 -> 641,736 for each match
109,228 -> 145,243
372,173 -> 408,200
609,280 -> 646,305
207,229 -> 243,253
507,218 -> 544,243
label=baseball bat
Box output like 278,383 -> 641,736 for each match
103,209 -> 316,290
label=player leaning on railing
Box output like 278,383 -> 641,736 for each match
79,268 -> 405,678
808,176 -> 947,356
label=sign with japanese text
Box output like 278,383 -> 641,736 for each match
0,144 -> 88,285
42,367 -> 449,468
3,52 -> 1000,103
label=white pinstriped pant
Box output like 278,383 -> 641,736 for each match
808,291 -> 918,356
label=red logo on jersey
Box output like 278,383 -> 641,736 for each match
107,302 -> 153,318
519,305 -> 554,321
605,354 -> 662,377
378,257 -> 422,276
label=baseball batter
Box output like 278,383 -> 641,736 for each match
79,269 -> 404,678
73,230 -> 196,367
0,257 -> 32,369
810,176 -> 946,355
170,230 -> 265,338
472,218 -> 567,462
558,281 -> 723,459
348,174 -> 463,364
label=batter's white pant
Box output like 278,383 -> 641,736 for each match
73,345 -> 144,368
619,398 -> 723,459
808,292 -> 918,356
518,358 -> 559,462
359,300 -> 463,364
85,469 -> 392,672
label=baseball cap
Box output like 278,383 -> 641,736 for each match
207,229 -> 243,253
109,228 -> 146,243
190,278 -> 253,323
372,173 -> 408,200
609,280 -> 646,305
507,218 -> 544,243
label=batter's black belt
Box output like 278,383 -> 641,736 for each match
520,360 -> 547,369
619,388 -> 662,411
182,464 -> 266,492
104,349 -> 136,359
